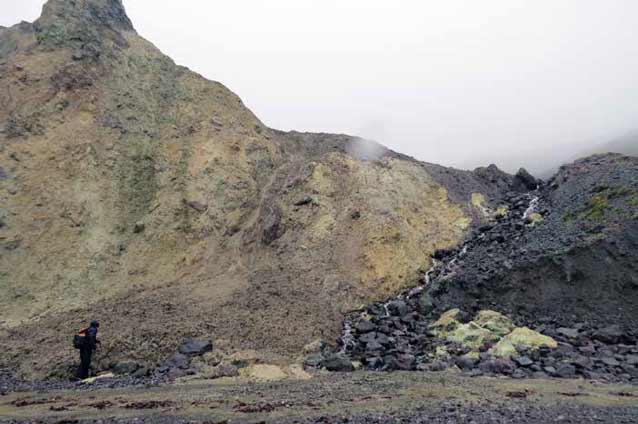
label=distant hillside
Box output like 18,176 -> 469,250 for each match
532,131 -> 638,179
599,131 -> 638,156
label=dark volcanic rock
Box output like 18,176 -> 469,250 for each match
513,356 -> 534,367
593,326 -> 625,344
555,364 -> 577,378
513,168 -> 539,191
356,320 -> 375,334
322,354 -> 354,372
178,339 -> 212,356
557,327 -> 580,339
112,361 -> 140,375
386,301 -> 408,317
423,154 -> 638,330
304,353 -> 324,368
335,154 -> 638,383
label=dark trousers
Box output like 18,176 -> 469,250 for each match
77,348 -> 92,379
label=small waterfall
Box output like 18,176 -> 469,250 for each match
523,196 -> 539,220
406,258 -> 440,298
338,255 -> 447,352
339,321 -> 354,354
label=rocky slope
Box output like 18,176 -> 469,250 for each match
337,154 -> 638,382
1,0 -> 636,383
0,0 -> 524,379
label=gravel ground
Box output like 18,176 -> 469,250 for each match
1,371 -> 637,423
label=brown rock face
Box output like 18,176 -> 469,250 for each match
0,0 -> 506,378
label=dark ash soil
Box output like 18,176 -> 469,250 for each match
1,371 -> 638,423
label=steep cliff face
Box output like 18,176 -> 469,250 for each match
0,0 -> 513,378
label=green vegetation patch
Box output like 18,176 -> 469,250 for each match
584,193 -> 610,221
566,185 -> 637,222
36,23 -> 68,48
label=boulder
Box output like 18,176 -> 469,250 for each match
178,338 -> 213,356
375,333 -> 391,346
322,354 -> 354,372
395,354 -> 416,370
133,221 -> 145,234
556,327 -> 579,339
355,320 -> 376,334
364,357 -> 384,369
304,353 -> 324,368
593,325 -> 625,344
359,332 -> 377,344
555,364 -> 576,378
456,353 -> 479,370
513,168 -> 539,191
489,327 -> 557,358
132,367 -> 149,378
626,355 -> 638,366
112,361 -> 140,375
571,355 -> 592,370
543,366 -> 557,375
386,300 -> 408,317
578,344 -> 597,355
366,341 -> 384,353
601,357 -> 621,367
513,356 -> 534,367
480,358 -> 516,375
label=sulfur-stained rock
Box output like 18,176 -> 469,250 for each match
473,310 -> 515,337
447,322 -> 500,350
240,364 -> 288,381
525,212 -> 543,225
489,327 -> 557,358
429,308 -> 462,333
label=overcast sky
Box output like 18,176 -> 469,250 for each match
3,1 -> 638,174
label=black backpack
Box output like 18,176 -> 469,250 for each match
73,328 -> 88,349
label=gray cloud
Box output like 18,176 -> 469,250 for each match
3,0 -> 638,175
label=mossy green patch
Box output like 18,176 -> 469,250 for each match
608,185 -> 633,198
36,22 -> 68,48
584,194 -> 610,221
565,186 -> 636,223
